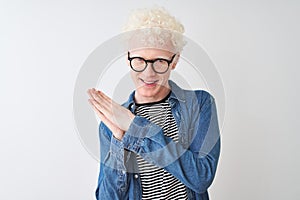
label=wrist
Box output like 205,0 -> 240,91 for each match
113,130 -> 125,141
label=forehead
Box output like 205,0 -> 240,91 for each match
129,48 -> 174,59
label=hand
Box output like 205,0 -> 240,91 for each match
87,88 -> 135,140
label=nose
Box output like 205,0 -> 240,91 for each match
143,63 -> 156,76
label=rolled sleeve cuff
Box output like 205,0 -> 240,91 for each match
110,136 -> 124,160
122,116 -> 161,152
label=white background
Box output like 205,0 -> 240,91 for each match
1,0 -> 299,199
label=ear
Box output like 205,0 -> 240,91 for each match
171,54 -> 180,70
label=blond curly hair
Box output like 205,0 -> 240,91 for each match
122,6 -> 186,52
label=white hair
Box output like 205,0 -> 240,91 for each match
122,6 -> 186,52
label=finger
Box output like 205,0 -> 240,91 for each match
88,99 -> 112,123
89,91 -> 113,115
91,90 -> 102,102
97,90 -> 111,101
92,90 -> 114,114
87,88 -> 97,99
89,100 -> 121,133
96,90 -> 113,109
97,90 -> 125,112
89,98 -> 114,121
88,98 -> 106,115
88,99 -> 104,117
89,93 -> 111,113
90,89 -> 112,111
90,90 -> 127,127
88,89 -> 112,107
96,91 -> 130,124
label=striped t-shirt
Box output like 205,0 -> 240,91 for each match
134,91 -> 188,200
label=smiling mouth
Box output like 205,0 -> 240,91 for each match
140,78 -> 159,86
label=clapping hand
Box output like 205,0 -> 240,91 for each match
87,88 -> 135,140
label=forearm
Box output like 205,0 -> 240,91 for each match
120,118 -> 219,193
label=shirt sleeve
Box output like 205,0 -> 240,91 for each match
95,122 -> 128,200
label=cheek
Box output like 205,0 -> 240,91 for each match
162,72 -> 171,81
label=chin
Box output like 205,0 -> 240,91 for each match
138,87 -> 159,96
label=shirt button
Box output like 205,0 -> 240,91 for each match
134,174 -> 139,179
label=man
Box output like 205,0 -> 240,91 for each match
87,6 -> 220,200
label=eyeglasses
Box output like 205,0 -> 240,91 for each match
128,51 -> 176,74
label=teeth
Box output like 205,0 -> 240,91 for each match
145,81 -> 155,84
143,80 -> 156,84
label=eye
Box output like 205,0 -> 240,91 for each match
157,59 -> 166,63
131,58 -> 146,69
133,58 -> 144,64
154,59 -> 168,66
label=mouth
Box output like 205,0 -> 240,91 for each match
140,78 -> 159,87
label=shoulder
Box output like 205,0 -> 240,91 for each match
182,88 -> 215,109
169,79 -> 215,106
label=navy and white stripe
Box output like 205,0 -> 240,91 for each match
134,93 -> 188,200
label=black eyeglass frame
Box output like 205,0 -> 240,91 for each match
127,51 -> 176,74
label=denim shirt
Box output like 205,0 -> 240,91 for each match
95,80 -> 221,200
